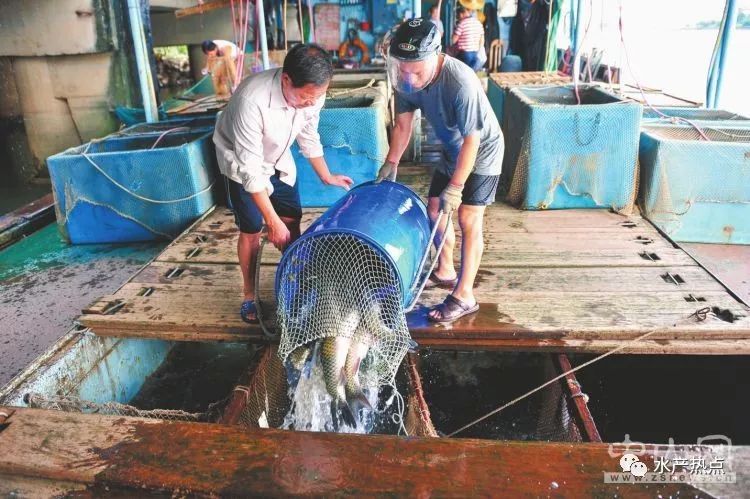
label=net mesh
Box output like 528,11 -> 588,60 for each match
236,345 -> 291,429
227,347 -> 438,437
25,393 -> 227,422
47,131 -> 216,243
639,125 -> 750,243
277,233 -> 411,387
503,85 -> 641,214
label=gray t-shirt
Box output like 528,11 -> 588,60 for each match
395,55 -> 503,176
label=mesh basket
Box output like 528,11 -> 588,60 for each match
639,125 -> 750,244
502,84 -> 642,213
47,131 -> 216,243
276,233 -> 411,387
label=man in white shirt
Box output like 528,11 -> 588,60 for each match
214,44 -> 353,323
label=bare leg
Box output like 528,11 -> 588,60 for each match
237,216 -> 300,322
453,204 -> 485,305
428,204 -> 484,320
427,197 -> 457,282
238,231 -> 262,320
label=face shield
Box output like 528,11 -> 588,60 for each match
386,50 -> 439,94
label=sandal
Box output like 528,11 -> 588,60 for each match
240,299 -> 259,324
423,271 -> 459,290
428,295 -> 479,324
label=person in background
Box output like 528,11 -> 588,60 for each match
202,40 -> 241,96
201,40 -> 240,74
451,6 -> 485,71
213,44 -> 353,324
429,4 -> 444,36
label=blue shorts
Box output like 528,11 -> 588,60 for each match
428,170 -> 500,206
224,174 -> 302,234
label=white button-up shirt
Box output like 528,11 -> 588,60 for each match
213,69 -> 325,195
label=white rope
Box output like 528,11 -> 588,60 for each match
405,209 -> 451,313
80,152 -> 215,204
447,307 -> 713,437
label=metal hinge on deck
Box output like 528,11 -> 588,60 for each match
639,251 -> 661,261
661,272 -> 685,285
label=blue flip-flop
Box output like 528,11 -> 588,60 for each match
240,299 -> 259,324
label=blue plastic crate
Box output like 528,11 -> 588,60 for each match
292,92 -> 388,207
503,85 -> 642,211
121,115 -> 217,136
487,72 -> 572,128
47,131 -> 217,244
639,125 -> 750,244
641,107 -> 750,127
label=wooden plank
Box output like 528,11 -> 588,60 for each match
156,230 -> 691,267
415,337 -> 750,354
408,291 -> 750,340
682,242 -> 750,306
0,407 -> 712,498
80,288 -> 750,343
189,203 -> 653,237
130,263 -> 725,294
175,0 -> 231,18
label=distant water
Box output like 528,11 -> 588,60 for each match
605,28 -> 750,115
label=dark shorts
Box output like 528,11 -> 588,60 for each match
224,174 -> 302,234
428,170 -> 500,206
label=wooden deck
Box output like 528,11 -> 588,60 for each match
76,166 -> 750,354
1,406 -> 736,498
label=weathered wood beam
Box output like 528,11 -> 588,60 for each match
175,0 -> 231,18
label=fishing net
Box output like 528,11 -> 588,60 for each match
224,347 -> 438,437
276,233 -> 411,387
639,125 -> 750,243
418,351 -> 598,442
24,393 -> 227,422
503,84 -> 641,214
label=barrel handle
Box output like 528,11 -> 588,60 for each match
404,209 -> 451,313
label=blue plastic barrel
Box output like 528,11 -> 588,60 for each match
276,181 -> 431,307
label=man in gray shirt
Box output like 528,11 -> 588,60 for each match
377,18 -> 503,323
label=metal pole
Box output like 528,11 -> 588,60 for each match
257,0 -> 270,69
572,0 -> 584,84
127,0 -> 159,123
714,0 -> 738,108
414,0 -> 421,18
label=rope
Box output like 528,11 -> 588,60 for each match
326,79 -> 376,98
447,307 -> 712,437
79,152 -> 216,204
255,237 -> 279,339
405,209 -> 451,312
150,126 -> 190,149
616,3 -> 711,141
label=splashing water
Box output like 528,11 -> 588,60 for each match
281,350 -> 390,434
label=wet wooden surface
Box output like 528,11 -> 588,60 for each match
683,243 -> 750,306
1,406 -> 731,498
77,170 -> 750,353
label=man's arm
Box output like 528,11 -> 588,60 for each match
386,111 -> 415,164
375,110 -> 414,182
232,101 -> 290,248
451,132 -> 480,187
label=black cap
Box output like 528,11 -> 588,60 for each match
388,18 -> 441,61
